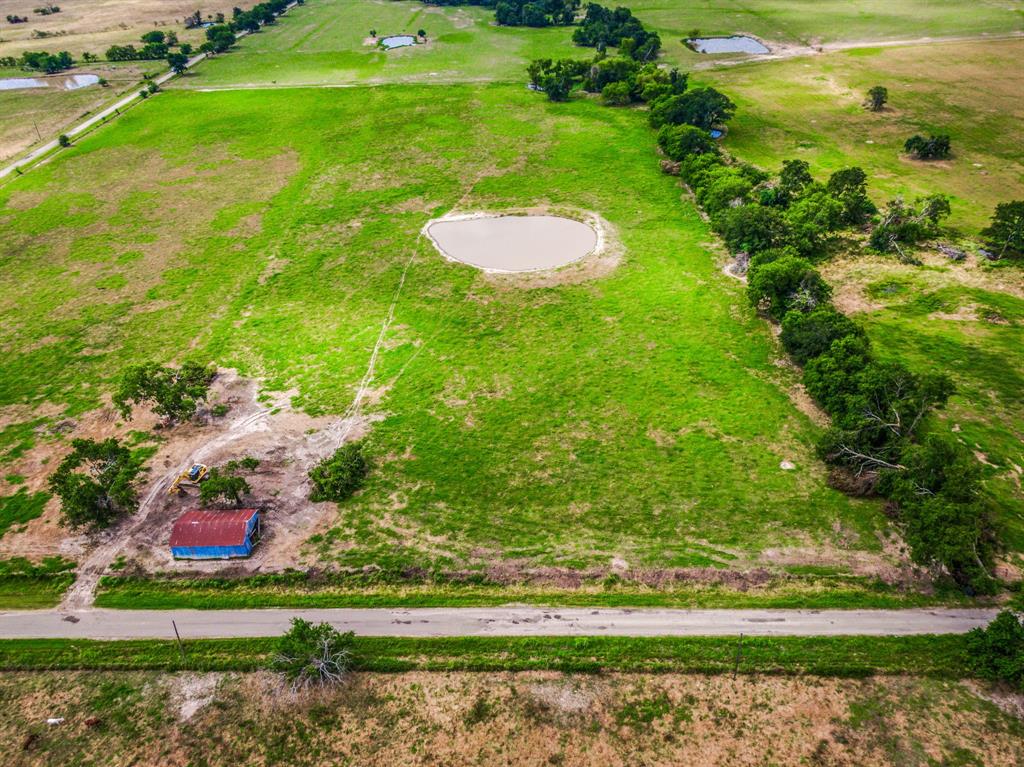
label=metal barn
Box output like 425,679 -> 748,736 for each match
169,509 -> 260,559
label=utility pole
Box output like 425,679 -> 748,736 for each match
172,620 -> 186,663
32,121 -> 41,143
733,632 -> 743,678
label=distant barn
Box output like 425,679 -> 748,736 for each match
170,509 -> 261,560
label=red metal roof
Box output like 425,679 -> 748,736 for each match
169,509 -> 258,548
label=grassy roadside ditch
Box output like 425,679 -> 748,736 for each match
0,558 -> 76,609
0,634 -> 977,676
92,571 -> 979,610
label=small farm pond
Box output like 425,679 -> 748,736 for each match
426,215 -> 598,272
381,35 -> 417,49
0,74 -> 100,91
688,36 -> 770,54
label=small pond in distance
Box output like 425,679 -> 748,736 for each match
0,74 -> 100,91
381,35 -> 417,50
688,36 -> 770,54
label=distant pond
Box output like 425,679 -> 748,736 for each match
0,74 -> 100,91
687,36 -> 770,54
381,35 -> 417,50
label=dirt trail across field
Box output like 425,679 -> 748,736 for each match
0,607 -> 1001,639
60,244 -> 417,610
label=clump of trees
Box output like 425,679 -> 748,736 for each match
6,15 -> 30,24
981,200 -> 1024,259
866,85 -> 887,111
168,51 -> 189,73
309,442 -> 369,503
17,50 -> 73,73
33,5 -> 61,16
48,438 -> 145,530
495,0 -> 578,27
572,3 -> 661,61
229,0 -> 295,34
113,361 -> 215,425
271,618 -> 356,692
965,610 -> 1023,691
904,133 -> 951,160
869,194 -> 951,255
200,24 -> 237,54
661,130 -> 996,591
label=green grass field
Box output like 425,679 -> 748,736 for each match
703,40 -> 1024,231
2,0 -> 1022,591
702,40 -> 1024,539
0,634 -> 982,675
0,81 -> 883,572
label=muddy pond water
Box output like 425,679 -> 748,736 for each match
381,35 -> 417,50
688,36 -> 770,54
426,215 -> 599,272
0,74 -> 100,91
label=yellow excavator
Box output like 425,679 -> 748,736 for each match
168,463 -> 209,496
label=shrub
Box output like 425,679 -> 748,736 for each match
309,442 -> 368,503
657,124 -> 716,160
827,167 -> 877,225
715,204 -> 789,255
649,87 -> 735,129
58,134 -> 70,148
870,195 -> 951,253
271,618 -> 355,691
198,467 -> 251,507
966,611 -> 1024,690
780,306 -> 864,365
904,134 -> 951,160
114,361 -> 215,424
802,335 -> 872,415
784,189 -> 844,259
746,255 -> 831,320
698,168 -> 753,215
48,438 -> 144,530
601,81 -> 632,106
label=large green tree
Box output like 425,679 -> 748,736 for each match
48,438 -> 144,530
114,362 -> 214,424
981,200 -> 1024,258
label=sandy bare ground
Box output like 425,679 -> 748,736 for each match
50,371 -> 374,609
1,671 -> 1020,766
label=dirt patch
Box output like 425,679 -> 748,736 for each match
73,371 -> 378,605
787,383 -> 830,427
165,673 -> 221,722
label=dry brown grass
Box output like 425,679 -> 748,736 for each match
0,0 -> 239,59
0,671 -> 1021,766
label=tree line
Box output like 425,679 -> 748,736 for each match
522,46 -> 1024,594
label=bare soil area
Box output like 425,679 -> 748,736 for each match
0,0 -> 239,59
0,370 -> 373,607
0,671 -> 1020,766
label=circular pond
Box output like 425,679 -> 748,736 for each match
381,35 -> 417,49
426,214 -> 599,272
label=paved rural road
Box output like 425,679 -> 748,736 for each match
0,51 -> 208,180
0,608 -> 1000,640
